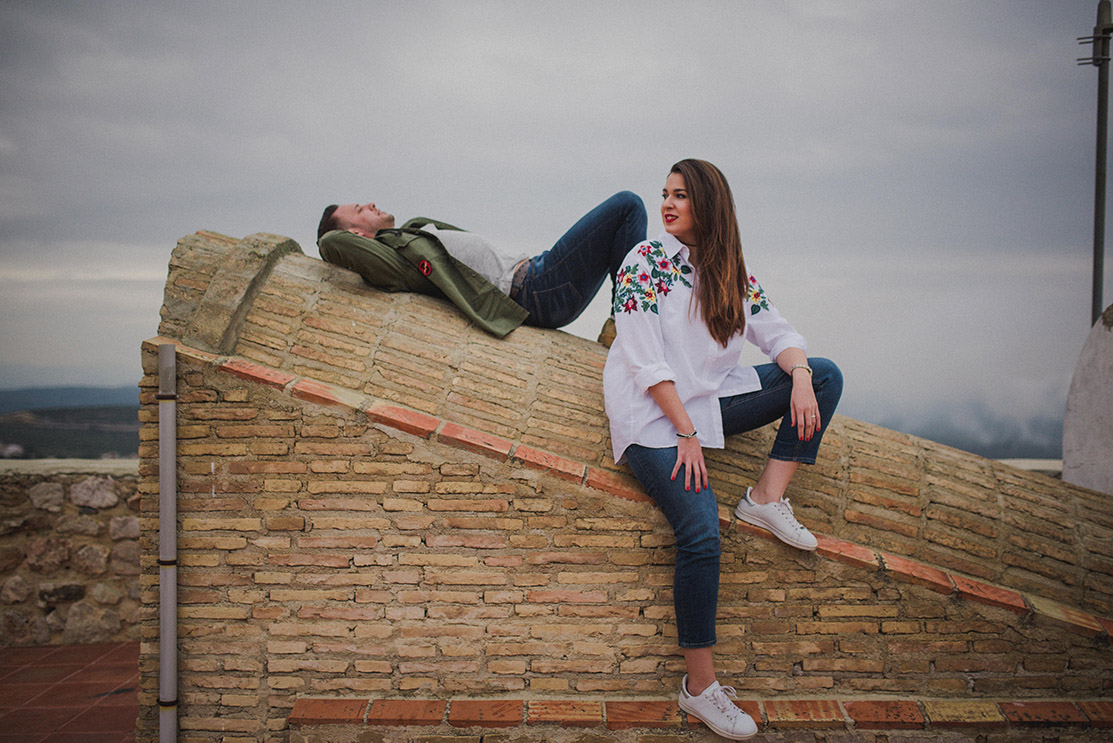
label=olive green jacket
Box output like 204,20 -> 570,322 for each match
317,218 -> 529,338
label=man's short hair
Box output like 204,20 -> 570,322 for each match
318,204 -> 340,241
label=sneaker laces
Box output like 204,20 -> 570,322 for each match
709,684 -> 743,718
771,498 -> 807,533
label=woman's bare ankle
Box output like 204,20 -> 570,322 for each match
748,485 -> 779,505
685,674 -> 716,696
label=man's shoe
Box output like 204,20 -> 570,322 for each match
597,316 -> 616,347
734,487 -> 818,551
678,675 -> 757,740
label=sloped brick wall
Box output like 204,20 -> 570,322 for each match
160,230 -> 1113,619
136,342 -> 1112,742
136,230 -> 1113,742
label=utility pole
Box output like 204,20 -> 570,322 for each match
1079,0 -> 1113,325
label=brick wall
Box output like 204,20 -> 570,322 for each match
161,231 -> 1113,621
135,230 -> 1113,742
0,461 -> 141,645
136,342 -> 1113,742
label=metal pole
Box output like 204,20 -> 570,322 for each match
157,343 -> 178,743
1094,3 -> 1110,325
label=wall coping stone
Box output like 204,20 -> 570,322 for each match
0,459 -> 139,476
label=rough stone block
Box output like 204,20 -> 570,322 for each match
70,476 -> 119,509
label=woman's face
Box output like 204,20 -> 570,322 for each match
661,172 -> 696,246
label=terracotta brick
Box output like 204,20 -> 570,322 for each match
844,700 -> 924,730
733,519 -> 778,543
527,700 -> 603,726
605,701 -> 682,730
512,445 -> 585,483
265,516 -> 305,531
1095,615 -> 1113,637
950,575 -> 1028,615
1027,594 -> 1105,637
717,504 -> 732,531
998,701 -> 1088,727
288,697 -> 368,725
814,534 -> 880,569
881,552 -> 954,594
292,378 -> 362,409
1079,701 -> 1113,727
229,461 -> 306,474
528,589 -> 608,604
218,358 -> 295,389
448,699 -> 523,728
366,404 -> 441,438
438,423 -> 513,460
585,467 -> 649,503
765,699 -> 843,729
366,699 -> 446,726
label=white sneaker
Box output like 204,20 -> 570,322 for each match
678,675 -> 757,740
734,486 -> 818,551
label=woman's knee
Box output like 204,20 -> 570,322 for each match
689,531 -> 721,561
808,357 -> 844,411
809,358 -> 843,391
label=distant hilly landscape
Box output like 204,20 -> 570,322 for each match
0,386 -> 139,459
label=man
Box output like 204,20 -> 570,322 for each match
316,192 -> 646,339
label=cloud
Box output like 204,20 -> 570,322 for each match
0,0 -> 1107,462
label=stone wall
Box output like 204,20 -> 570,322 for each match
0,460 -> 141,645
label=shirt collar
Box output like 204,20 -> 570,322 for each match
655,231 -> 689,264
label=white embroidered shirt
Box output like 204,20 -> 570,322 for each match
603,232 -> 807,464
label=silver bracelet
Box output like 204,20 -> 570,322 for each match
789,364 -> 813,377
676,430 -> 698,439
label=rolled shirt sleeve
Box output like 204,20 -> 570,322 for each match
742,270 -> 807,362
612,247 -> 680,393
603,234 -> 810,464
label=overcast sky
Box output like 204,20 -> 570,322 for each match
0,1 -> 1108,455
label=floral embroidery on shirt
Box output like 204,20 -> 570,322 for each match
614,241 -> 693,314
747,274 -> 771,315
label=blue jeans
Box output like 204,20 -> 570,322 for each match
625,358 -> 843,648
515,191 -> 647,328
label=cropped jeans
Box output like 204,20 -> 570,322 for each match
514,191 -> 647,328
625,358 -> 843,648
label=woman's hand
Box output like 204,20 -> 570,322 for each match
790,372 -> 821,441
671,435 -> 709,492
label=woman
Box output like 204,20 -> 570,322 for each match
603,159 -> 842,740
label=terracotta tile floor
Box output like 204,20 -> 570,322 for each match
0,642 -> 139,743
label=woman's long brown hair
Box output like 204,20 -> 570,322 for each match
671,159 -> 748,347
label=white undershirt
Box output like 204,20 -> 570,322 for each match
421,225 -> 530,296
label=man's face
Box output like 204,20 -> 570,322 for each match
334,202 -> 395,237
